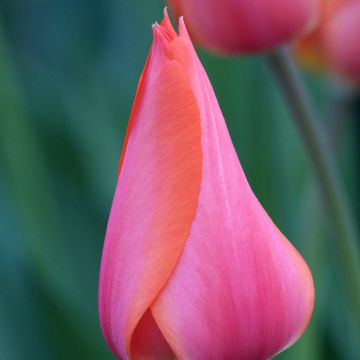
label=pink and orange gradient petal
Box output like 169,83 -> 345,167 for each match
99,11 -> 315,360
148,18 -> 314,360
98,16 -> 202,359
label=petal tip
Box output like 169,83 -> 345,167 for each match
152,9 -> 178,45
178,15 -> 188,37
163,6 -> 169,18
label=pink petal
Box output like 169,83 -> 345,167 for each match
168,0 -> 319,53
324,1 -> 360,82
151,19 -> 314,360
99,12 -> 314,360
98,14 -> 202,358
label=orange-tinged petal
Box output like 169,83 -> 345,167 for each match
150,19 -> 314,360
98,14 -> 202,359
99,11 -> 315,360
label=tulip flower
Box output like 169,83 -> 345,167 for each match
98,10 -> 314,360
297,0 -> 360,82
167,0 -> 319,53
323,1 -> 360,82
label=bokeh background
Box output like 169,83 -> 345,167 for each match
0,0 -> 359,359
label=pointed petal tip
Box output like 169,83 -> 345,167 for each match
163,6 -> 169,18
151,21 -> 159,29
178,15 -> 188,37
151,21 -> 161,41
160,7 -> 170,26
152,8 -> 191,43
160,7 -> 176,33
151,8 -> 178,45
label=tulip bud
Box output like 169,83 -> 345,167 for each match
98,10 -> 314,360
296,0 -> 360,83
323,1 -> 360,82
167,0 -> 319,53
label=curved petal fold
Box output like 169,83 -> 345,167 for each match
99,11 -> 314,360
99,14 -> 202,359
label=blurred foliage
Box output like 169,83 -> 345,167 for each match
0,0 -> 359,359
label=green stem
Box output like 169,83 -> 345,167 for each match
267,46 -> 360,324
326,80 -> 355,147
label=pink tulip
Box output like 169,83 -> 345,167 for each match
323,1 -> 360,82
167,0 -> 320,53
295,0 -> 360,82
98,10 -> 314,360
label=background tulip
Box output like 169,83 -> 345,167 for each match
323,1 -> 360,82
98,11 -> 314,360
297,0 -> 360,83
167,0 -> 320,53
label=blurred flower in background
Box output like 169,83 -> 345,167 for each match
168,0 -> 319,53
297,0 -> 360,83
323,1 -> 360,83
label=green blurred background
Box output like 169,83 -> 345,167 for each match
0,0 -> 359,359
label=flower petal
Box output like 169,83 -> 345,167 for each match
324,1 -> 360,82
98,16 -> 202,359
99,13 -> 314,360
151,19 -> 314,360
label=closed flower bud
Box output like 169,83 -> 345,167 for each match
167,0 -> 319,53
323,1 -> 360,82
98,10 -> 315,360
297,0 -> 360,83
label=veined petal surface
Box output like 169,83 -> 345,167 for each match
99,14 -> 202,359
99,11 -> 315,360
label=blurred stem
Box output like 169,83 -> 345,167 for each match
326,81 -> 356,147
267,46 -> 360,325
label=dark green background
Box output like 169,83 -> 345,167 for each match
0,0 -> 359,359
